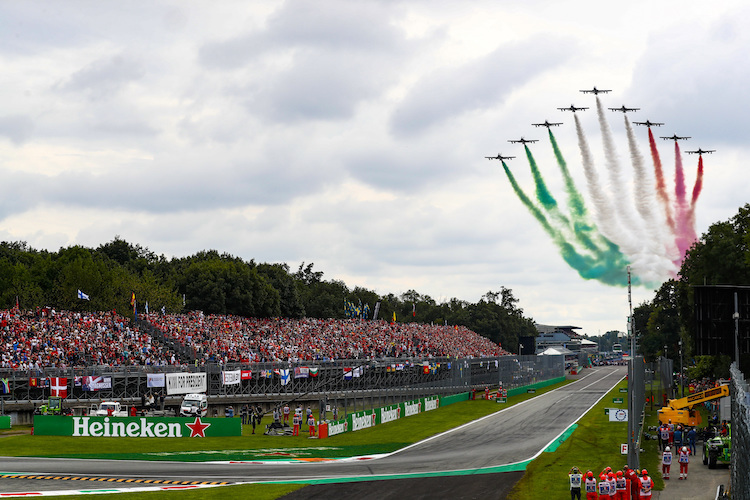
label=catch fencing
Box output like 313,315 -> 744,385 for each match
627,355 -> 646,469
0,354 -> 564,420
730,362 -> 750,499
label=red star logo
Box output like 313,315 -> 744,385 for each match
185,417 -> 211,438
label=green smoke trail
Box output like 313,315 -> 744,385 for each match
547,129 -> 623,257
500,160 -> 635,286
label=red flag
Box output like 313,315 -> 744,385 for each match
241,370 -> 252,380
412,303 -> 416,317
50,377 -> 68,398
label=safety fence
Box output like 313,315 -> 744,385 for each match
0,354 -> 564,423
730,362 -> 749,499
627,355 -> 646,469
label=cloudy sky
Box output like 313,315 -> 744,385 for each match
1,0 -> 747,338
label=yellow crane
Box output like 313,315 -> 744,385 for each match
657,385 -> 729,427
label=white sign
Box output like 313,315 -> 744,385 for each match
621,444 -> 628,454
222,370 -> 241,385
147,373 -> 165,388
166,372 -> 207,395
608,409 -> 628,422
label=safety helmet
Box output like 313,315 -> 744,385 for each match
606,466 -> 612,472
572,467 -> 579,473
682,446 -> 688,453
608,472 -> 615,479
617,471 -> 623,477
587,471 -> 593,478
641,469 -> 648,476
665,446 -> 670,452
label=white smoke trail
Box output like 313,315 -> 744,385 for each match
623,116 -> 680,277
574,114 -> 625,248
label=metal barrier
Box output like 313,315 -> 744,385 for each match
0,355 -> 564,419
627,355 -> 646,469
730,362 -> 749,499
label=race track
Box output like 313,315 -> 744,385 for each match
0,365 -> 625,494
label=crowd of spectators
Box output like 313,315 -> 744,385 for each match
1,308 -> 510,369
0,308 -> 178,370
142,312 -> 511,364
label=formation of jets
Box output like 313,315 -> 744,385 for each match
558,105 -> 588,112
633,120 -> 663,128
580,87 -> 611,95
532,120 -> 563,128
485,87 -> 714,162
609,105 -> 639,113
686,148 -> 715,156
485,154 -> 515,161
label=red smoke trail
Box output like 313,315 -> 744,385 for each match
688,155 -> 704,229
648,128 -> 675,232
673,141 -> 697,258
691,155 -> 704,208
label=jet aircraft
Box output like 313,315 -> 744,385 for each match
558,105 -> 588,112
609,105 -> 639,113
660,134 -> 690,141
633,120 -> 664,127
485,154 -> 515,161
580,87 -> 611,95
685,148 -> 715,156
531,120 -> 563,128
508,138 -> 538,144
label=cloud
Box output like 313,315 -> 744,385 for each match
389,35 -> 579,137
54,54 -> 145,101
0,115 -> 35,145
627,6 -> 750,145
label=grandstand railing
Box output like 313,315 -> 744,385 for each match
0,355 -> 564,411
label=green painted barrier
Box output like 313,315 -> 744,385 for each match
439,392 -> 471,406
0,415 -> 10,429
33,415 -> 240,437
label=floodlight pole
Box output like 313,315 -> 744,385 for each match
627,266 -> 638,469
734,292 -> 740,367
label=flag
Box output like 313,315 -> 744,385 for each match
352,366 -> 362,378
29,377 -> 38,387
294,367 -> 309,379
130,292 -> 136,306
50,377 -> 68,398
241,370 -> 252,380
145,301 -> 149,314
412,303 -> 416,317
0,378 -> 9,394
344,367 -> 353,380
77,289 -> 90,300
392,311 -> 396,323
279,369 -> 290,386
308,367 -> 319,377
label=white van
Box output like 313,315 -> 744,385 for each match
180,393 -> 208,417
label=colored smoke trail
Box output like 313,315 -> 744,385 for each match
574,113 -> 619,239
500,160 -> 634,286
624,117 -> 679,274
595,97 -> 642,241
691,155 -> 704,208
688,155 -> 704,232
673,141 -> 697,257
524,145 -> 571,229
548,129 -> 620,255
648,128 -> 676,233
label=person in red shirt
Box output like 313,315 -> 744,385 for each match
584,471 -> 598,500
678,446 -> 690,480
638,470 -> 653,499
624,465 -> 639,500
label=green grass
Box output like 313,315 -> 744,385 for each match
45,483 -> 304,500
507,377 -> 664,499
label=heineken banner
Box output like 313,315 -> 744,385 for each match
34,415 -> 240,438
165,372 -> 207,395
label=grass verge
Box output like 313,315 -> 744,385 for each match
507,376 -> 666,499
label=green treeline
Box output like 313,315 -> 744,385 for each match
633,203 -> 750,377
0,237 -> 536,352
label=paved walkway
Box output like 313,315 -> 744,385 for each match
653,460 -> 729,499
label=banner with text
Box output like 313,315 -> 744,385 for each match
165,372 -> 207,395
33,415 -> 240,437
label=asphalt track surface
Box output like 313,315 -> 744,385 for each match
0,366 -> 625,497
